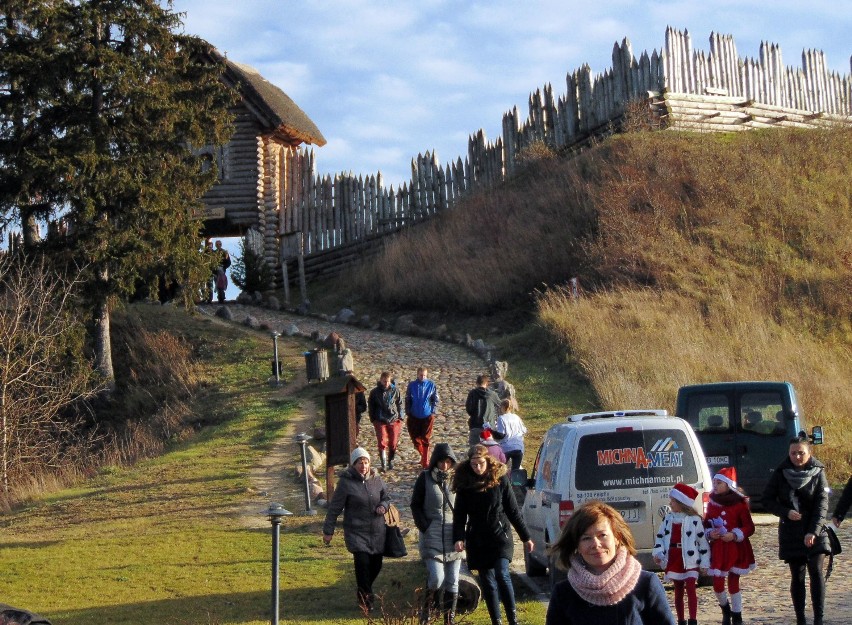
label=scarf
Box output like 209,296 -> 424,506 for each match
783,464 -> 820,512
566,546 -> 642,606
711,490 -> 745,507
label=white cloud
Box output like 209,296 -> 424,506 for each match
169,0 -> 852,190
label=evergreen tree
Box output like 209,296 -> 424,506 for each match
230,238 -> 275,295
0,1 -> 235,388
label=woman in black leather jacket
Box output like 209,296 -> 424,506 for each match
762,436 -> 830,625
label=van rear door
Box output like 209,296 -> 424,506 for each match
679,384 -> 794,503
573,426 -> 704,555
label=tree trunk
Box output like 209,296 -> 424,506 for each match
93,266 -> 115,390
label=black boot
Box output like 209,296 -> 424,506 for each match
443,591 -> 458,625
387,449 -> 395,470
379,450 -> 387,471
678,621 -> 686,625
720,603 -> 731,625
506,607 -> 518,625
730,612 -> 742,625
419,590 -> 433,625
687,620 -> 698,625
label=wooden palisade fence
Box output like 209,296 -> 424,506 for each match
261,27 -> 851,287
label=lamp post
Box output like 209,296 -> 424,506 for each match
265,503 -> 293,625
270,331 -> 282,387
294,433 -> 317,515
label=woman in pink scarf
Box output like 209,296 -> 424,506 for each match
546,501 -> 676,625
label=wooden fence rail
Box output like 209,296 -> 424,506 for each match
258,28 -> 850,285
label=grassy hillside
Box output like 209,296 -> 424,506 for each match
333,127 -> 852,480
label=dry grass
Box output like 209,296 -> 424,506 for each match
337,126 -> 852,481
537,287 -> 851,478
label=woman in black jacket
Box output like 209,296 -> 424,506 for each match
452,444 -> 533,625
762,436 -> 831,625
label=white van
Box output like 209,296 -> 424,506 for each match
515,410 -> 712,587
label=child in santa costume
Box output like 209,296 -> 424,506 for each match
705,467 -> 756,625
653,483 -> 711,625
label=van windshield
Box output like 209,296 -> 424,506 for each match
576,429 -> 700,490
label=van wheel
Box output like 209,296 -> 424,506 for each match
549,556 -> 567,591
524,551 -> 547,577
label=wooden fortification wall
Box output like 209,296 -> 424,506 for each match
262,27 -> 851,285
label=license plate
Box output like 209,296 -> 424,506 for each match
619,508 -> 641,523
706,456 -> 730,465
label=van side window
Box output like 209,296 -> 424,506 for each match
684,393 -> 730,433
740,392 -> 786,436
538,437 -> 563,491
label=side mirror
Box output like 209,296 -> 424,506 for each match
810,426 -> 824,446
510,468 -> 528,488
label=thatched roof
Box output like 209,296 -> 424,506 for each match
211,49 -> 327,147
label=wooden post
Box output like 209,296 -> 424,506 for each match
297,231 -> 307,305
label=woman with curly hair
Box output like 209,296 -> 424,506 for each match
452,444 -> 533,625
546,501 -> 675,625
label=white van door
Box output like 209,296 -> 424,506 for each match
522,430 -> 567,570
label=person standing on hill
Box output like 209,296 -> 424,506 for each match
831,475 -> 852,527
452,444 -> 533,625
762,436 -> 831,625
492,398 -> 527,471
322,447 -> 390,613
705,467 -> 756,625
368,372 -> 404,471
411,442 -> 463,625
213,239 -> 231,303
406,366 -> 440,469
465,374 -> 501,447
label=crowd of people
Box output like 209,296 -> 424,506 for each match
321,364 -> 850,625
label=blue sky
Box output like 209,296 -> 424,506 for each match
170,0 -> 852,189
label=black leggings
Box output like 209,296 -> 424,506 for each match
787,553 -> 825,620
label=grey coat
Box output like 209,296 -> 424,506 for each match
323,466 -> 390,554
411,467 -> 464,562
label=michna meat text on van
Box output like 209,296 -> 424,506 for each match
596,440 -> 685,468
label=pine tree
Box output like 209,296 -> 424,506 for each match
230,238 -> 276,295
0,1 -> 235,388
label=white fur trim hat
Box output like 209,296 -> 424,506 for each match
350,447 -> 370,465
670,482 -> 699,507
714,466 -> 738,490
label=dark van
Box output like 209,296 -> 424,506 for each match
675,381 -> 823,507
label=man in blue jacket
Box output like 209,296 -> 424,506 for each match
406,366 -> 440,469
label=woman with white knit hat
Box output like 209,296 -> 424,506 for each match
322,447 -> 391,613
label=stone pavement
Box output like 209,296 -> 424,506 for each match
202,303 -> 852,624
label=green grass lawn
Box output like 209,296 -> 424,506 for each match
0,307 -> 548,625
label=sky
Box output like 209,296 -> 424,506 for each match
170,0 -> 852,190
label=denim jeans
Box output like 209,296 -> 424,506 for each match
477,557 -> 515,624
424,557 -> 462,593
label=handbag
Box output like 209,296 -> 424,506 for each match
823,523 -> 842,580
383,504 -> 407,558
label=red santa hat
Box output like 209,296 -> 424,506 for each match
670,482 -> 699,507
479,428 -> 499,446
714,466 -> 738,490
